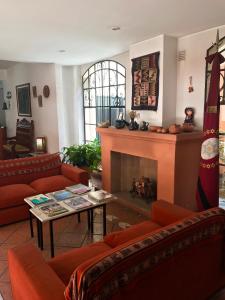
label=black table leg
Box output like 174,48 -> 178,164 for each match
39,221 -> 43,250
103,204 -> 106,236
90,209 -> 94,234
36,219 -> 40,248
49,221 -> 54,258
29,211 -> 34,238
77,212 -> 81,223
87,210 -> 91,230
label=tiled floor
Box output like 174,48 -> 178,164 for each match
0,200 -> 149,300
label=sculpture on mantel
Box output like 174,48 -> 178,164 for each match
115,112 -> 129,129
184,107 -> 194,124
182,107 -> 195,132
128,111 -> 139,131
140,121 -> 149,131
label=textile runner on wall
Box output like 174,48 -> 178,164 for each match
131,51 -> 160,111
196,52 -> 225,210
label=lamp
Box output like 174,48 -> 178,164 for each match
35,137 -> 47,153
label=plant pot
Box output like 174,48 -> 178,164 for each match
90,170 -> 102,190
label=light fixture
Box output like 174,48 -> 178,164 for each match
111,26 -> 120,31
36,137 -> 47,153
59,49 -> 66,53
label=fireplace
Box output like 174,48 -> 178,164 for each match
97,127 -> 202,211
111,152 -> 157,210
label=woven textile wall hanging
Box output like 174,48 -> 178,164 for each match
131,51 -> 160,111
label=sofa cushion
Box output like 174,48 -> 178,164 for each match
0,153 -> 61,186
104,220 -> 162,248
30,175 -> 75,194
0,184 -> 37,209
150,199 -> 194,226
48,241 -> 112,285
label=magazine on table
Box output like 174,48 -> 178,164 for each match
39,202 -> 68,217
47,190 -> 75,201
85,190 -> 112,204
66,184 -> 91,195
64,196 -> 92,210
26,194 -> 53,206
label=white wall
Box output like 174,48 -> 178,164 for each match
163,36 -> 177,126
176,25 -> 225,128
55,65 -> 83,150
5,62 -> 59,153
81,35 -> 177,127
0,70 -> 7,81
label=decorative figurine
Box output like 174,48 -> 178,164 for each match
184,107 -> 194,124
115,112 -> 129,129
182,107 -> 195,132
140,121 -> 149,131
128,111 -> 139,131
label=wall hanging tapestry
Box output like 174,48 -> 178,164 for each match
131,51 -> 160,111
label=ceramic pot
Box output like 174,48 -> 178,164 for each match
169,124 -> 182,134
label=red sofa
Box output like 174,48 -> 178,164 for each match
8,200 -> 225,300
0,153 -> 88,226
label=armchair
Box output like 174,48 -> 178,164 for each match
3,118 -> 34,158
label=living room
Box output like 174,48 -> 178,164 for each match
0,0 -> 225,299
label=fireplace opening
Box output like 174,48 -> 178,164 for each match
111,151 -> 157,211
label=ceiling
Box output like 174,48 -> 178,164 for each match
0,0 -> 225,66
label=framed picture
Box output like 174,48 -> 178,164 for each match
131,51 -> 160,111
32,86 -> 37,98
38,95 -> 43,107
16,83 -> 32,117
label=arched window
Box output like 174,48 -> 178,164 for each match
205,36 -> 225,201
82,60 -> 126,142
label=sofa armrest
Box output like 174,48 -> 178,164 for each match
8,243 -> 65,300
61,163 -> 89,185
150,199 -> 194,226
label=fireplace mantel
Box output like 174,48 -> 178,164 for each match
97,127 -> 203,211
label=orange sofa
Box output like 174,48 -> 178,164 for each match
0,153 -> 88,226
8,200 -> 225,300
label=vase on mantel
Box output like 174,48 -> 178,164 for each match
128,111 -> 139,131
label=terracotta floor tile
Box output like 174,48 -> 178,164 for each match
0,246 -> 12,261
4,231 -> 32,245
0,261 -> 7,278
55,232 -> 86,247
0,282 -> 13,300
0,228 -> 16,244
0,268 -> 10,283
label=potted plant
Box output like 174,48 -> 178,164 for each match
62,139 -> 101,172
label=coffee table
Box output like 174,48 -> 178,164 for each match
25,191 -> 114,257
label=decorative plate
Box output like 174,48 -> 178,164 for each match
43,85 -> 50,98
